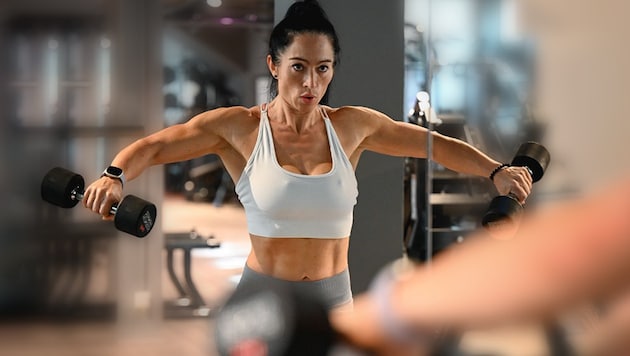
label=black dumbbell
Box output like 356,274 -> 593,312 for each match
482,141 -> 550,230
215,282 -> 336,356
215,280 -> 451,356
41,167 -> 157,238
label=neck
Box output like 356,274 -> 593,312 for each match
268,99 -> 321,133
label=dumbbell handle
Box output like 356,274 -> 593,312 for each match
70,187 -> 119,215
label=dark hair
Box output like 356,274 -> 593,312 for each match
268,0 -> 341,104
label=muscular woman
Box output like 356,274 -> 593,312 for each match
82,0 -> 531,311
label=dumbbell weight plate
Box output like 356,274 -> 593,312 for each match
41,167 -> 85,208
114,195 -> 157,238
512,142 -> 551,182
215,282 -> 335,356
481,195 -> 523,227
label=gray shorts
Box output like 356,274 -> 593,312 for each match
237,265 -> 353,310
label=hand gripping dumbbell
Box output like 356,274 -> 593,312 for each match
41,167 -> 157,238
481,141 -> 550,230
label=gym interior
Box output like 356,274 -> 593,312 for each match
1,0 -> 629,355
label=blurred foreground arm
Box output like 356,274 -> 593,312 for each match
333,175 -> 630,352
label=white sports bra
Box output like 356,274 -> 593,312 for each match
235,105 -> 358,238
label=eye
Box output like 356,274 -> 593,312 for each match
291,63 -> 304,71
318,65 -> 330,72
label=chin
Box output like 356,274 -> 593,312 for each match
298,98 -> 319,106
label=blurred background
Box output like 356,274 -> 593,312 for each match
0,0 -> 629,355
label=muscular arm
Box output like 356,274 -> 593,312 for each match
110,107 -> 238,181
83,106 -> 250,216
349,106 -> 531,198
395,184 -> 630,329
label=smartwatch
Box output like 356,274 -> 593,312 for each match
101,166 -> 126,188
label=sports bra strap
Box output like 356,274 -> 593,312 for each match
319,106 -> 330,120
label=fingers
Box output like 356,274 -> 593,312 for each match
496,166 -> 533,203
510,167 -> 533,204
82,177 -> 121,219
84,189 -> 112,217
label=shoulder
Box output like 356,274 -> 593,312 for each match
322,105 -> 394,131
195,105 -> 260,122
189,105 -> 261,131
320,106 -> 398,148
323,105 -> 389,120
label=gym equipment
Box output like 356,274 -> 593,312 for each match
481,142 -> 550,229
41,167 -> 157,238
164,229 -> 221,318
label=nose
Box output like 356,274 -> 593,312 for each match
303,69 -> 316,88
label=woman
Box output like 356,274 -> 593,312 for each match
83,0 -> 532,312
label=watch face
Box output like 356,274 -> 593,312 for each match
107,166 -> 123,176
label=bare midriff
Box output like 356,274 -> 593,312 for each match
247,235 -> 350,281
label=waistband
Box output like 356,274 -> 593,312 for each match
237,265 -> 353,310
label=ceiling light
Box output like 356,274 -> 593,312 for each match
206,0 -> 222,8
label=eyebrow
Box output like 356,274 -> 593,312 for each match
288,57 -> 333,64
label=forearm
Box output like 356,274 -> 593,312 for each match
109,136 -> 164,182
431,133 -> 500,178
108,123 -> 208,182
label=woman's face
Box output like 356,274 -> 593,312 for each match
268,33 -> 335,110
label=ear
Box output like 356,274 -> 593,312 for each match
266,55 -> 277,78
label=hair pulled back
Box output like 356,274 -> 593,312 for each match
268,0 -> 341,103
